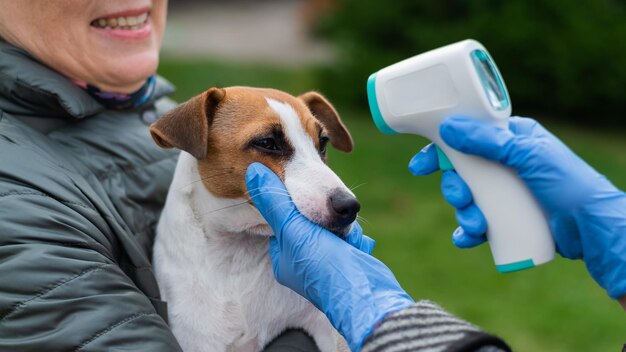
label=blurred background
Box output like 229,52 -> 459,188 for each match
159,0 -> 625,350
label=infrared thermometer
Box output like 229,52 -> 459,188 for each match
367,39 -> 555,272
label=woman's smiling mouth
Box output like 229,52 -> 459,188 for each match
91,11 -> 149,30
90,8 -> 152,40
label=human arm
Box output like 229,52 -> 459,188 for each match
409,115 -> 626,303
246,163 -> 510,352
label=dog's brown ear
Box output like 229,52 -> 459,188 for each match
150,87 -> 226,160
298,91 -> 353,153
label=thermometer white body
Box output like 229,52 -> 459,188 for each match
367,39 -> 555,272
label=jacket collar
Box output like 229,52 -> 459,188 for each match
0,40 -> 175,119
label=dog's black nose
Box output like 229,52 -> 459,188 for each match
329,189 -> 360,227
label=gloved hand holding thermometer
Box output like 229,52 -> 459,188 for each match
367,39 -> 555,272
411,116 -> 626,302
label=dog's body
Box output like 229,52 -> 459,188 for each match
153,152 -> 337,352
151,87 -> 356,352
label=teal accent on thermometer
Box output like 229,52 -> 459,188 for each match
435,147 -> 454,171
496,259 -> 535,273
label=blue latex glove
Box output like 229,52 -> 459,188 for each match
246,163 -> 414,351
409,115 -> 626,299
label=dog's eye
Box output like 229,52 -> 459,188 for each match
319,136 -> 330,154
252,137 -> 281,154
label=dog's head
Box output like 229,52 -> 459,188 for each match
150,87 -> 358,236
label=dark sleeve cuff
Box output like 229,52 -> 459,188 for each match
361,301 -> 510,352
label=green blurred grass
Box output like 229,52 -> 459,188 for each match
158,59 -> 625,351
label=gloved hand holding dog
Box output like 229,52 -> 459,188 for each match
409,115 -> 626,302
246,163 -> 414,352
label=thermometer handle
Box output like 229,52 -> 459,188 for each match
435,141 -> 555,272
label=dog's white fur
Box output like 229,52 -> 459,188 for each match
154,98 -> 353,351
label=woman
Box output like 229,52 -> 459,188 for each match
0,1 -> 184,350
0,1 -> 320,350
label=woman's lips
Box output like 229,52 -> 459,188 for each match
90,10 -> 151,40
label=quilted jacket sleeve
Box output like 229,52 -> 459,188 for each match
0,120 -> 183,351
361,301 -> 510,352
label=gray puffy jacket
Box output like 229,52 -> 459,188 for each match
0,41 -> 183,351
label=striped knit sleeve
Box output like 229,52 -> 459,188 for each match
361,301 -> 510,352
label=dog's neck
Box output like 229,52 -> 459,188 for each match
172,152 -> 270,234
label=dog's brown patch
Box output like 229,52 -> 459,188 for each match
150,87 -> 353,199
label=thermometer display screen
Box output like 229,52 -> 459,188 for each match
471,50 -> 510,111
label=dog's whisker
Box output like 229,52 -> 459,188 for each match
356,215 -> 370,225
244,186 -> 291,194
202,191 -> 295,216
349,182 -> 367,192
247,191 -> 291,199
202,200 -> 251,215
245,186 -> 289,192
177,171 -> 234,190
264,200 -> 296,217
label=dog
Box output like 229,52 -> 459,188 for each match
149,87 -> 358,352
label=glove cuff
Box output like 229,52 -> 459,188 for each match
576,191 -> 626,299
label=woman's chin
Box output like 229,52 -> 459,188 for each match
86,26 -> 162,92
96,54 -> 159,93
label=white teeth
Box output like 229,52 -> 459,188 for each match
92,12 -> 149,29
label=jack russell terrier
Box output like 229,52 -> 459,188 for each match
150,87 -> 358,352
